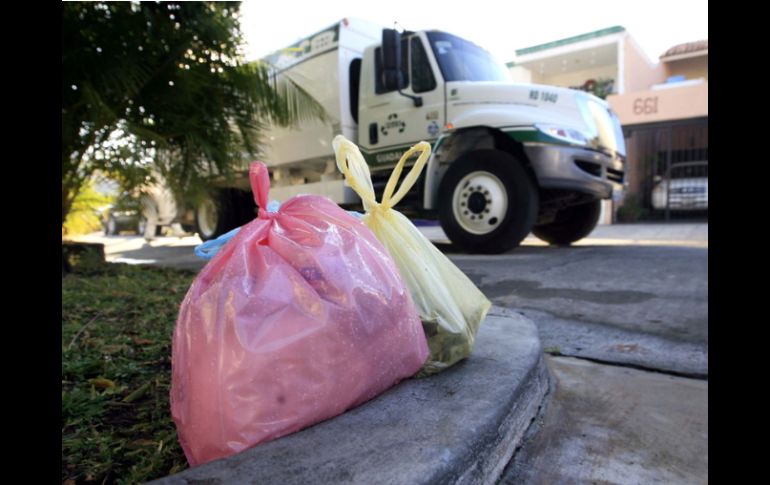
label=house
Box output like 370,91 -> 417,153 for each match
509,28 -> 708,221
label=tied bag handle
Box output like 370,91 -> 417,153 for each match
333,135 -> 431,212
193,164 -> 279,261
249,162 -> 274,219
380,141 -> 431,210
332,136 -> 377,212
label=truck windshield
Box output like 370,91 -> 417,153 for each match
426,32 -> 510,82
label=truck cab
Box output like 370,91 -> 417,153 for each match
196,20 -> 627,254
355,28 -> 626,252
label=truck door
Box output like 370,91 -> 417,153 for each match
358,34 -> 445,167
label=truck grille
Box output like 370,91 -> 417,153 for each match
607,168 -> 624,183
575,160 -> 601,177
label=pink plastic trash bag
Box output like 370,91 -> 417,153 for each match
171,162 -> 429,467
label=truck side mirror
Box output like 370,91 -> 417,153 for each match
381,28 -> 423,107
382,28 -> 405,91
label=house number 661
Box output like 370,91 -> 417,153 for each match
633,97 -> 658,115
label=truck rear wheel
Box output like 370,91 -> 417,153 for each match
195,189 -> 257,241
438,150 -> 538,254
532,200 -> 601,245
104,216 -> 118,236
137,217 -> 163,237
195,192 -> 233,241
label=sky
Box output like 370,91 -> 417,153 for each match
239,0 -> 707,65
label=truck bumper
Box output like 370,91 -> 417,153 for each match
523,144 -> 626,200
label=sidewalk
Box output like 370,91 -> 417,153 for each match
575,222 -> 707,247
68,222 -> 709,267
501,355 -> 708,484
420,222 -> 708,248
65,222 -> 708,270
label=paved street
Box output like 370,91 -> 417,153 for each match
450,243 -> 707,377
68,222 -> 708,483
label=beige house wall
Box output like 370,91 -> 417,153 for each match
623,36 -> 665,93
663,56 -> 708,81
509,66 -> 532,83
607,82 -> 707,126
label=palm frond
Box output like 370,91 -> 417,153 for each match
274,74 -> 331,125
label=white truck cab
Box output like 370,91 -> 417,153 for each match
195,19 -> 627,253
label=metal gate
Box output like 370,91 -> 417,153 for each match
622,118 -> 708,221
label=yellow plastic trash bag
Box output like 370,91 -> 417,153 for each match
333,135 -> 492,375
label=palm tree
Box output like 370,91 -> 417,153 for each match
62,1 -> 326,228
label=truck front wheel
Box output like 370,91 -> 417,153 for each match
438,150 -> 538,254
532,200 -> 601,245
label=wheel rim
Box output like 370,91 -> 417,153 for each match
452,171 -> 508,235
197,198 -> 218,238
107,218 -> 117,235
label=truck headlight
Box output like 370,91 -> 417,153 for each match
535,124 -> 590,146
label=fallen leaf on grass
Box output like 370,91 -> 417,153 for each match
122,382 -> 151,403
101,344 -> 129,355
127,439 -> 156,449
132,337 -> 154,346
106,401 -> 133,407
88,378 -> 116,390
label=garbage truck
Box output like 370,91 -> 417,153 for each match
192,18 -> 627,253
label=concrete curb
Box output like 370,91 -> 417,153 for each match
151,308 -> 548,485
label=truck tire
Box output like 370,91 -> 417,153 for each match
137,217 -> 163,237
137,217 -> 146,236
104,215 -> 118,236
195,191 -> 234,241
438,150 -> 538,254
533,200 -> 601,245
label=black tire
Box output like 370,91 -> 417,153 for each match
533,200 -> 601,245
137,217 -> 146,236
195,191 -> 231,241
136,217 -> 162,236
438,150 -> 538,254
104,216 -> 118,236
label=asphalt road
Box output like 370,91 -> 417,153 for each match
451,244 -> 708,377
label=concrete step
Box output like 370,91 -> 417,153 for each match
501,355 -> 708,484
151,307 -> 549,485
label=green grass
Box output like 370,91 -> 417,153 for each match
62,262 -> 196,484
